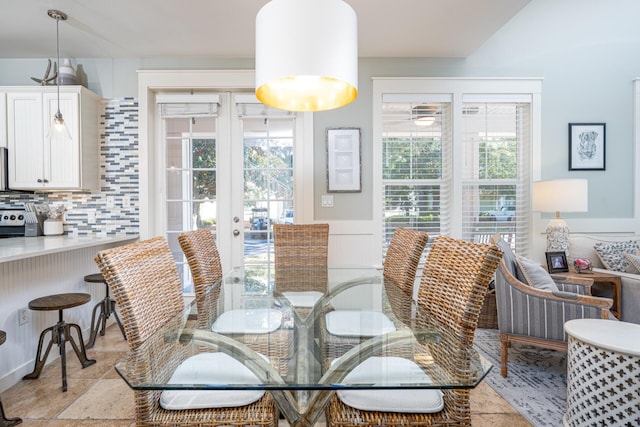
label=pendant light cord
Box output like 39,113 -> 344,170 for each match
56,14 -> 61,114
48,9 -> 67,123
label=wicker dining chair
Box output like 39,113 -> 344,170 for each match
326,235 -> 503,427
177,228 -> 223,298
95,236 -> 277,427
273,223 -> 330,313
178,228 -> 293,377
381,227 -> 429,293
320,227 -> 429,368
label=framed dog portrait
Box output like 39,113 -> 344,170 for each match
569,123 -> 606,171
546,251 -> 569,273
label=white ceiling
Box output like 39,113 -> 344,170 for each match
0,0 -> 530,59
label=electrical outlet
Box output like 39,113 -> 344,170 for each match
18,308 -> 29,326
321,195 -> 334,207
106,196 -> 115,208
122,195 -> 131,208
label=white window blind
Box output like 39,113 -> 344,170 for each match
236,95 -> 295,119
157,94 -> 219,118
374,78 -> 540,266
380,96 -> 452,252
461,99 -> 531,254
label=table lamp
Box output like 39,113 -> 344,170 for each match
533,179 -> 588,253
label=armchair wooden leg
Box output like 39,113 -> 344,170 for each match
499,333 -> 509,377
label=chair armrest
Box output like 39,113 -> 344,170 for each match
507,271 -> 610,308
495,259 -> 614,341
550,274 -> 594,295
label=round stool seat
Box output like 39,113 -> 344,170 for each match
28,293 -> 91,311
23,293 -> 95,392
0,330 -> 5,346
84,273 -> 106,284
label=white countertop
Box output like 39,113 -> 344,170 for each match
0,234 -> 139,263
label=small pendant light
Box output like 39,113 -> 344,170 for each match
47,9 -> 72,140
255,0 -> 358,112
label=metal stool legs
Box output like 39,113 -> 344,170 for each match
23,309 -> 96,392
0,399 -> 21,427
86,285 -> 126,349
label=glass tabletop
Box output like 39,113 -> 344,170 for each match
114,265 -> 491,425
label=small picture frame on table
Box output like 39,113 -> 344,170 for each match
569,123 -> 606,171
546,251 -> 569,273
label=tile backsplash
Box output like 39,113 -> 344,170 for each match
0,97 -> 139,236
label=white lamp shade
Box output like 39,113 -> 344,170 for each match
255,0 -> 358,112
532,179 -> 588,215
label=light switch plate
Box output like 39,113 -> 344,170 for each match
321,195 -> 334,207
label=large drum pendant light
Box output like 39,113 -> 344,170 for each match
255,0 -> 358,112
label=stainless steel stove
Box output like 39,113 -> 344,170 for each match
0,208 -> 26,238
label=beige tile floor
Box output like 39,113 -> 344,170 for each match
0,323 -> 531,426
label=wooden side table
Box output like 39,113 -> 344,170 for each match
564,319 -> 640,426
559,268 -> 622,320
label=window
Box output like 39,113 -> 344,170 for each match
461,97 -> 531,255
373,78 -> 541,264
380,95 -> 451,253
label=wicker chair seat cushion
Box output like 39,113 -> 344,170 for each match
282,291 -> 323,308
159,352 -> 267,410
212,309 -> 282,334
336,357 -> 444,413
325,310 -> 396,337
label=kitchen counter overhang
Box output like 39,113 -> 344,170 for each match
0,234 -> 139,263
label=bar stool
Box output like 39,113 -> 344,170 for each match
22,293 -> 96,392
85,273 -> 126,349
0,331 -> 21,427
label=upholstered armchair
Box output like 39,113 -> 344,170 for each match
491,234 -> 614,377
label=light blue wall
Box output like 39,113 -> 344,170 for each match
1,0 -> 638,221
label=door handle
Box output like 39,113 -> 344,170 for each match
233,229 -> 240,237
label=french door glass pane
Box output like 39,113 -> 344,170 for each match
242,117 -> 294,266
164,115 -> 217,293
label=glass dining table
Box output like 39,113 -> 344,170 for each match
114,265 -> 492,427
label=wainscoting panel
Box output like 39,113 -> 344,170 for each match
326,220 -> 380,268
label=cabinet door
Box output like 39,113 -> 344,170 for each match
7,92 -> 44,189
43,92 -> 80,188
0,92 -> 7,149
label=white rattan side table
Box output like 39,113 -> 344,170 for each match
563,319 -> 640,427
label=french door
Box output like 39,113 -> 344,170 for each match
158,91 -> 304,293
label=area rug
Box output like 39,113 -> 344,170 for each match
474,328 -> 567,427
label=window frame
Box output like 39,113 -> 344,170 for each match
372,77 -> 542,266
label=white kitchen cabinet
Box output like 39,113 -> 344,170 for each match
5,86 -> 100,191
0,91 -> 6,148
